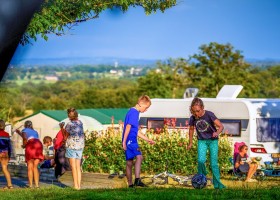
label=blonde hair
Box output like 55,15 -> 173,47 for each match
138,95 -> 151,105
67,107 -> 78,120
0,119 -> 5,130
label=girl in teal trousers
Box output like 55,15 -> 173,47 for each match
187,97 -> 226,189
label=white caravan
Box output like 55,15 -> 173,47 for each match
140,85 -> 280,163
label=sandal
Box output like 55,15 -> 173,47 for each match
3,185 -> 14,189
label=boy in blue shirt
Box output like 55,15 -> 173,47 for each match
122,95 -> 155,187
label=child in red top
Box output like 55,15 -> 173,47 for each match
0,119 -> 13,189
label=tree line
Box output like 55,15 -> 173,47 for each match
1,42 -> 280,123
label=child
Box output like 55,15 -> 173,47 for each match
40,136 -> 55,168
234,144 -> 258,182
122,95 -> 155,188
0,119 -> 13,189
187,97 -> 226,189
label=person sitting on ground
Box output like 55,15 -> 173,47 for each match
0,119 -> 13,189
234,144 -> 258,182
40,136 -> 55,168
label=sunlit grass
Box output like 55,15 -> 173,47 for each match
0,186 -> 279,200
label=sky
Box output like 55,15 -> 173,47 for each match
12,0 -> 280,62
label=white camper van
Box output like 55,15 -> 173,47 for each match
140,85 -> 280,164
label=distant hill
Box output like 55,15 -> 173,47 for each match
9,56 -> 280,68
10,57 -> 159,67
246,58 -> 280,68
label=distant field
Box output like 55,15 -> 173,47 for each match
13,79 -> 57,85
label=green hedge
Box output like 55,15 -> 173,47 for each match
82,128 -> 232,175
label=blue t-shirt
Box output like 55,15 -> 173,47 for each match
22,128 -> 39,140
122,108 -> 139,145
189,110 -> 218,140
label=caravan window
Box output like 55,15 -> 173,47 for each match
257,118 -> 280,142
146,118 -> 189,133
147,119 -> 164,133
220,120 -> 241,136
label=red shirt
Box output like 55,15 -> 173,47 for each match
0,129 -> 9,137
54,130 -> 64,150
0,129 -> 11,156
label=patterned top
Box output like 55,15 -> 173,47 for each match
43,145 -> 54,156
65,120 -> 84,150
189,110 -> 218,140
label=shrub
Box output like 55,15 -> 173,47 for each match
82,128 -> 232,175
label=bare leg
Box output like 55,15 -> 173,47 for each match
135,155 -> 143,179
69,158 -> 78,189
75,159 -> 82,189
33,159 -> 40,187
246,163 -> 258,180
126,160 -> 133,185
251,164 -> 258,178
27,160 -> 34,187
1,158 -> 12,187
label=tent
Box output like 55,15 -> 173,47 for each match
55,114 -> 104,132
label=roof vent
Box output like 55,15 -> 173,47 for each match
216,85 -> 243,99
184,88 -> 199,98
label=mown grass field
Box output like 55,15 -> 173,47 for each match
1,176 -> 280,200
0,186 -> 280,200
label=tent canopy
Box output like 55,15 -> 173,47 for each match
54,114 -> 104,132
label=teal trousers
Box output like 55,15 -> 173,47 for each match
197,139 -> 226,189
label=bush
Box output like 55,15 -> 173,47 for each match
82,128 -> 232,175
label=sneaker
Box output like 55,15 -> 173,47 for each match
128,184 -> 134,188
134,178 -> 147,187
108,172 -> 118,179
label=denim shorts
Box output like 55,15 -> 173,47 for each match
65,148 -> 83,159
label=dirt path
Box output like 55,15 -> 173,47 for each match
1,172 -> 280,190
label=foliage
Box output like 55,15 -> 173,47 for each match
137,58 -> 191,98
2,43 -> 280,122
82,128 -> 232,175
22,0 -> 177,44
189,42 -> 252,97
0,78 -> 138,121
249,65 -> 280,98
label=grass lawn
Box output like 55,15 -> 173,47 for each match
1,174 -> 279,200
0,185 -> 279,200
